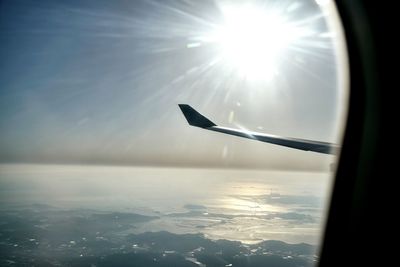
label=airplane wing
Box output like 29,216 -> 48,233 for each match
178,104 -> 339,155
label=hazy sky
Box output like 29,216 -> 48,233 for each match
0,0 -> 346,170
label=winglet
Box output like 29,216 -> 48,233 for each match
178,104 -> 216,128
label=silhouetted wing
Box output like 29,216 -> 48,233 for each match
178,104 -> 339,155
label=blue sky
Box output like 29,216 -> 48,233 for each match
0,0 -> 345,170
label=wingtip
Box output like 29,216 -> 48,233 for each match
178,104 -> 216,128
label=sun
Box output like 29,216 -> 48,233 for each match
210,5 -> 301,81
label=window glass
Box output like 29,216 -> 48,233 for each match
0,0 -> 347,266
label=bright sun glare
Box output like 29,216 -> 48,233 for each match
211,5 -> 303,81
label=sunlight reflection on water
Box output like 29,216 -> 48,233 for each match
0,164 -> 332,244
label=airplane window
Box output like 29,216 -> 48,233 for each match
0,0 -> 348,266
